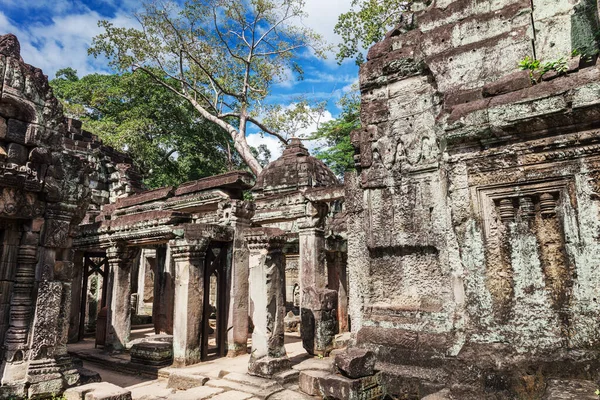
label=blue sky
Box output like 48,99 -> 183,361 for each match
0,0 -> 359,159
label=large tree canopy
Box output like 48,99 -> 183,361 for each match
50,67 -> 235,188
89,0 -> 328,176
335,0 -> 412,64
309,89 -> 359,177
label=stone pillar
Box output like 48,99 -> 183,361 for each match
68,250 -> 84,343
105,244 -> 138,352
170,238 -> 209,367
224,201 -> 253,357
327,246 -> 349,333
246,228 -> 290,378
299,202 -> 337,356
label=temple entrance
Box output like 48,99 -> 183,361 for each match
201,242 -> 229,360
78,252 -> 109,345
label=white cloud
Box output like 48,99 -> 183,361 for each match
247,133 -> 285,162
301,0 -> 352,47
0,9 -> 138,79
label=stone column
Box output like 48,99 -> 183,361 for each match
170,238 -> 209,367
246,228 -> 290,378
68,250 -> 84,343
299,202 -> 337,356
224,201 -> 253,357
327,246 -> 349,333
105,244 -> 138,352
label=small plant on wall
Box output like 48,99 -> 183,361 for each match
518,56 -> 569,83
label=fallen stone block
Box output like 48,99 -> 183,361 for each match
64,382 -> 132,400
334,348 -> 376,379
167,371 -> 209,390
299,370 -> 329,396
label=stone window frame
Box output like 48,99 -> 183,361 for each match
474,177 -> 572,238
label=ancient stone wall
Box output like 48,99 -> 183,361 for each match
0,34 -> 95,398
350,0 -> 600,396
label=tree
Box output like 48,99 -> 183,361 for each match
50,68 -> 235,188
309,89 -> 360,177
89,0 -> 328,176
335,0 -> 412,64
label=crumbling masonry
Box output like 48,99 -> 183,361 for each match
346,0 -> 600,398
3,0 -> 600,397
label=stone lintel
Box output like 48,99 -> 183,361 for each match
245,228 -> 286,251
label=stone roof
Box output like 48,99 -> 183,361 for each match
253,138 -> 339,196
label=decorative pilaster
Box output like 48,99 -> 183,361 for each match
221,200 -> 254,357
246,228 -> 290,378
170,238 -> 209,366
1,231 -> 39,387
4,232 -> 38,353
299,202 -> 337,356
105,244 -> 139,352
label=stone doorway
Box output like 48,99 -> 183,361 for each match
78,252 -> 109,345
201,242 -> 229,361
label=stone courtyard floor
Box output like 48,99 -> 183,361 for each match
68,330 -> 328,399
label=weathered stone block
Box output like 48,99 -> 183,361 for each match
64,382 -> 132,400
130,341 -> 173,366
317,373 -> 384,400
482,70 -> 532,97
334,348 -> 376,379
299,370 -> 329,396
0,117 -> 6,138
248,356 -> 291,379
7,143 -> 27,164
167,371 -> 209,390
6,118 -> 27,144
542,379 -> 598,399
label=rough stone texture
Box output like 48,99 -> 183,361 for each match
130,340 -> 173,366
0,33 -> 103,398
64,382 -> 132,400
253,138 -> 338,197
298,370 -> 329,396
316,373 -> 384,400
334,348 -> 376,379
542,379 -> 599,399
246,229 -> 290,378
348,0 -> 600,398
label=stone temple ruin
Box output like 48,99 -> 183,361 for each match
2,0 -> 600,398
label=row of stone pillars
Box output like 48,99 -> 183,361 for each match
91,212 -> 340,377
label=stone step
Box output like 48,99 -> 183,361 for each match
128,380 -> 175,400
65,382 -> 132,400
209,391 -> 258,400
205,374 -> 284,399
267,389 -> 314,399
273,368 -> 300,385
166,386 -> 224,400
